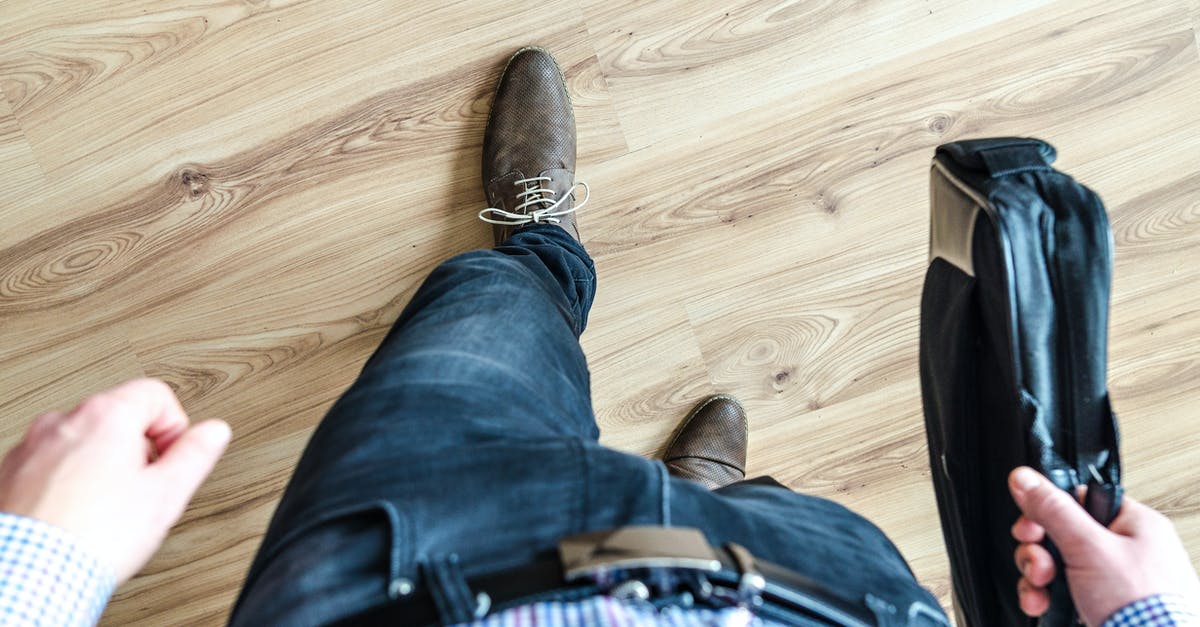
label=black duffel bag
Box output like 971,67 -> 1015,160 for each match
918,138 -> 1124,626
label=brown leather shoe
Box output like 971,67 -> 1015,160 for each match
480,46 -> 585,245
663,395 -> 748,490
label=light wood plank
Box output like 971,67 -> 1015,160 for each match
1193,0 -> 1200,51
582,0 -> 1056,150
0,322 -> 143,447
0,0 -> 1196,624
0,0 -> 626,248
585,296 -> 716,457
0,93 -> 45,232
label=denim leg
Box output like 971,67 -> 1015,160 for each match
275,223 -> 596,502
348,222 -> 598,447
232,225 -> 598,623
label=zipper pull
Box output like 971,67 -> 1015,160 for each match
1083,464 -> 1123,526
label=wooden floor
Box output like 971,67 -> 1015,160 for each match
2,0 -> 1198,623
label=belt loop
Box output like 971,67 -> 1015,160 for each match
423,554 -> 487,624
657,462 -> 672,526
423,554 -> 471,625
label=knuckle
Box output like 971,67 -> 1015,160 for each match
75,408 -> 110,430
31,411 -> 62,432
50,416 -> 85,441
1041,498 -> 1071,523
1026,485 -> 1061,517
82,388 -> 141,417
69,395 -> 128,432
75,394 -> 115,417
134,377 -> 174,399
1013,546 -> 1028,571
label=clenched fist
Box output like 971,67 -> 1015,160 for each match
1008,466 -> 1200,625
0,379 -> 230,584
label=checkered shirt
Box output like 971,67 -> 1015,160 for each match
459,592 -> 1197,626
459,595 -> 785,626
0,513 -> 113,626
1102,594 -> 1199,627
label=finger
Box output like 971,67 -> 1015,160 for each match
1014,543 -> 1056,587
89,379 -> 191,447
26,411 -> 68,443
1011,516 -> 1045,544
1009,467 -> 1106,552
31,410 -> 67,431
150,420 -> 231,520
1017,577 -> 1050,617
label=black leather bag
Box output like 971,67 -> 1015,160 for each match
918,138 -> 1123,626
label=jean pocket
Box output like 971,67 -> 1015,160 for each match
233,500 -> 413,626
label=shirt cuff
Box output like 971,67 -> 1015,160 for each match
0,512 -> 114,627
1103,594 -> 1200,627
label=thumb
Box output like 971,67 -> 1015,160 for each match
152,420 -> 231,519
1009,466 -> 1107,554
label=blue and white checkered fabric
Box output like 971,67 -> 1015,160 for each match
1103,594 -> 1200,627
457,595 -> 784,627
459,592 -> 1199,627
0,513 -> 113,626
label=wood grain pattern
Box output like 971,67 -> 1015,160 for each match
1,0 -> 1197,623
0,95 -> 45,235
1193,0 -> 1200,51
582,0 -> 1058,149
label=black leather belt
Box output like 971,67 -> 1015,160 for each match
331,526 -> 880,626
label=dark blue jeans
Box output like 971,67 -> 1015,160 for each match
229,225 -> 946,626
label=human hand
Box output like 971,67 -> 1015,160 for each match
1008,466 -> 1200,625
0,378 -> 230,584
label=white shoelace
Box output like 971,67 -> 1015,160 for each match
478,177 -> 589,226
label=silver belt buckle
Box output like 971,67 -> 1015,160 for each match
559,526 -> 722,582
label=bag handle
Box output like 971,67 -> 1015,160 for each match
936,137 -> 1057,177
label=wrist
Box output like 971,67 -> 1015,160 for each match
0,512 -> 115,626
1102,594 -> 1200,627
